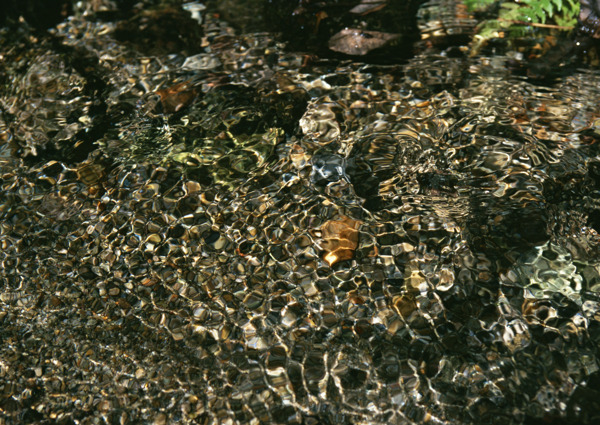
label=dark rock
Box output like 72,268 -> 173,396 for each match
0,0 -> 72,30
112,5 -> 203,56
263,0 -> 425,62
328,28 -> 400,56
580,0 -> 600,38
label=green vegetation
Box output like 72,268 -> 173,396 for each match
465,0 -> 580,52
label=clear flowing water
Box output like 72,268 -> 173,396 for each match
2,1 -> 600,424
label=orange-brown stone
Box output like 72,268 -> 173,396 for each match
320,216 -> 361,266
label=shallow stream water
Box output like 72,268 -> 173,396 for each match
2,1 -> 600,424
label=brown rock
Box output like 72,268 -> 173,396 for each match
328,29 -> 399,56
156,80 -> 199,114
320,216 -> 361,266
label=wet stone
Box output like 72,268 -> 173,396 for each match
319,216 -> 362,267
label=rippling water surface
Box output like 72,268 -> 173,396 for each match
2,1 -> 600,424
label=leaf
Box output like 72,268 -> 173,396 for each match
500,2 -> 520,11
542,1 -> 554,15
464,0 -> 496,12
470,0 -> 580,55
553,0 -> 563,12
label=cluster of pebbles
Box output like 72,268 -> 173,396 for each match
2,1 -> 600,424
